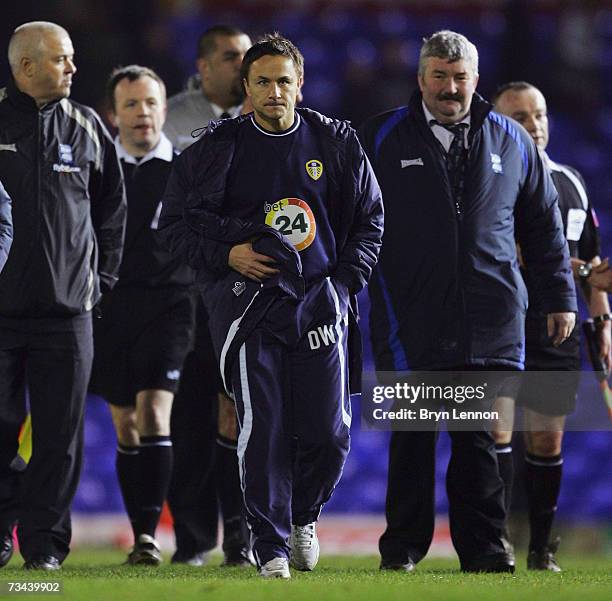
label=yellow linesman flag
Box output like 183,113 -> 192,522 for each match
17,414 -> 32,464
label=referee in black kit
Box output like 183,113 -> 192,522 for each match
492,81 -> 611,572
90,65 -> 195,566
0,22 -> 126,570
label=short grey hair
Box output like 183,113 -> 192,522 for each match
418,30 -> 479,76
8,21 -> 69,74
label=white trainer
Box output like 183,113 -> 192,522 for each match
127,534 -> 163,566
289,523 -> 320,571
259,557 -> 291,579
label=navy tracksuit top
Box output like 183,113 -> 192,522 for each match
224,114 -> 336,284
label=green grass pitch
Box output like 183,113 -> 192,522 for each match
1,550 -> 610,601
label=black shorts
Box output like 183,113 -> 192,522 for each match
497,317 -> 580,416
90,286 -> 195,406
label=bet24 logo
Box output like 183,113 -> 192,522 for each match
265,198 -> 316,251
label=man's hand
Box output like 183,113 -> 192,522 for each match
228,241 -> 279,282
546,312 -> 576,347
588,259 -> 612,292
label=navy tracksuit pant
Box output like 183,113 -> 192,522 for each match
229,278 -> 351,566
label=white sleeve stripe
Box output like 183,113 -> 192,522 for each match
150,201 -> 162,230
60,99 -> 102,170
555,164 -> 589,211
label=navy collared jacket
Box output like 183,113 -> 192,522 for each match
359,91 -> 576,371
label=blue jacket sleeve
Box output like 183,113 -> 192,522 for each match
334,131 -> 384,294
0,180 -> 12,272
514,135 -> 577,313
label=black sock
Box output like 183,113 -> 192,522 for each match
215,434 -> 246,546
525,452 -> 563,551
495,443 -> 514,529
116,444 -> 140,539
137,435 -> 173,538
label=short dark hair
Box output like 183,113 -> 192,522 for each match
106,64 -> 166,111
197,25 -> 246,59
240,33 -> 304,83
491,81 -> 536,106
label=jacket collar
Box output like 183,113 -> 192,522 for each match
7,77 -> 61,114
408,90 -> 492,132
114,132 -> 174,165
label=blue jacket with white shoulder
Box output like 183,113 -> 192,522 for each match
359,91 -> 576,371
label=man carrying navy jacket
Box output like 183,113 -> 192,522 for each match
158,34 -> 383,579
359,30 -> 576,573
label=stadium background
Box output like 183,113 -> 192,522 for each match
1,0 -> 610,555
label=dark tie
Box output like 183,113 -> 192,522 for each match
220,112 -> 231,119
435,122 -> 469,216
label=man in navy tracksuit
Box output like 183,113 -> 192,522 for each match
158,34 -> 383,578
359,31 -> 576,573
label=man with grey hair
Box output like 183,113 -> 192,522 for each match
0,21 -> 126,570
360,30 -> 576,573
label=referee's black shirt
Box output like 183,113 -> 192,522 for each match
114,134 -> 194,289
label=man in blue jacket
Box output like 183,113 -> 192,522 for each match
359,30 -> 576,573
158,34 -> 383,579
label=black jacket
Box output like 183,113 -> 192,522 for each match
0,180 -> 12,272
118,151 -> 193,289
359,91 -> 576,371
0,79 -> 126,317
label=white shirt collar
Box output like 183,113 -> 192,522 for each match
422,101 -> 471,128
422,101 -> 471,152
114,132 -> 174,166
209,102 -> 241,119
